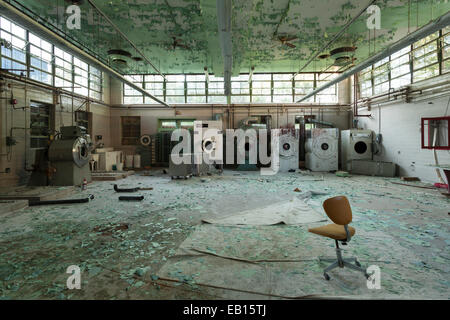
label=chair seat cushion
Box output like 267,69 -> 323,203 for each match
308,224 -> 355,240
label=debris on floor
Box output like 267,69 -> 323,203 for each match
0,170 -> 448,300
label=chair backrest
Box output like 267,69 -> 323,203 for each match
323,196 -> 352,225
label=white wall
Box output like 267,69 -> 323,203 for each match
358,96 -> 450,182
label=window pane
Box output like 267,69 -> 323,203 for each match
187,96 -> 206,103
414,64 -> 439,82
273,95 -> 292,103
252,95 -> 271,103
208,96 -> 226,103
231,95 -> 250,103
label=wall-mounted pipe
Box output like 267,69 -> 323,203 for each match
217,0 -> 233,99
0,0 -> 171,108
296,11 -> 450,103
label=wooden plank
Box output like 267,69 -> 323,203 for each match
401,177 -> 421,181
390,181 -> 435,189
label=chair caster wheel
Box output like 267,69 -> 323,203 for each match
355,260 -> 361,267
324,273 -> 330,281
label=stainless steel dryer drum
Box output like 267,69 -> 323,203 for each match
305,128 -> 339,172
48,137 -> 90,168
47,126 -> 92,186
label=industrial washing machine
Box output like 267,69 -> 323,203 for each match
305,128 -> 339,172
236,131 -> 259,171
193,120 -> 223,164
341,129 -> 373,171
48,126 -> 92,186
278,130 -> 299,172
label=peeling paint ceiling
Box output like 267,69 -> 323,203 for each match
6,0 -> 450,76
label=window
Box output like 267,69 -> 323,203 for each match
166,74 -> 185,104
74,57 -> 89,96
144,74 -> 164,103
124,75 -> 144,104
158,119 -> 195,132
207,75 -> 226,103
358,27 -> 448,98
251,74 -> 271,103
29,33 -> 52,85
186,74 -> 206,103
121,116 -> 141,145
273,74 -> 293,103
231,74 -> 250,103
441,27 -> 450,74
413,32 -> 440,82
0,15 -> 103,100
390,46 -> 411,89
124,72 -> 339,104
89,65 -> 102,100
316,73 -> 338,103
0,17 -> 27,76
54,46 -> 73,91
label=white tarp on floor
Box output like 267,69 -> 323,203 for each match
202,198 -> 327,225
156,224 -> 447,299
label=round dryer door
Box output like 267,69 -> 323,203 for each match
140,134 -> 151,146
354,141 -> 368,154
312,136 -> 337,160
202,138 -> 216,153
279,135 -> 298,158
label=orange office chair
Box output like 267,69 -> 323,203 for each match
308,196 -> 370,281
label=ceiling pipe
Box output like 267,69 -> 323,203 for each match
292,0 -> 377,79
216,0 -> 232,98
296,11 -> 450,103
0,0 -> 171,108
86,0 -> 166,81
248,66 -> 255,83
204,67 -> 209,84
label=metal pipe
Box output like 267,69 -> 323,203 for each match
217,0 -> 233,97
292,0 -> 377,79
0,0 -> 171,108
296,11 -> 450,103
0,71 -> 110,106
29,194 -> 95,206
86,0 -> 165,80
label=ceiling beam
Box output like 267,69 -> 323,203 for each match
199,0 -> 223,77
296,11 -> 450,103
86,0 -> 166,81
216,0 -> 233,101
291,0 -> 377,79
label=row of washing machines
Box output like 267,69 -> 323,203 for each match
192,120 -> 374,173
305,128 -> 373,172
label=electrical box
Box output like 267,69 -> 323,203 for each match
61,126 -> 86,139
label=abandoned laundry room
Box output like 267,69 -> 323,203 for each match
0,0 -> 449,301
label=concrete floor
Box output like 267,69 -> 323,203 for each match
0,170 -> 448,299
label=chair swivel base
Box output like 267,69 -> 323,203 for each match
319,250 -> 370,281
